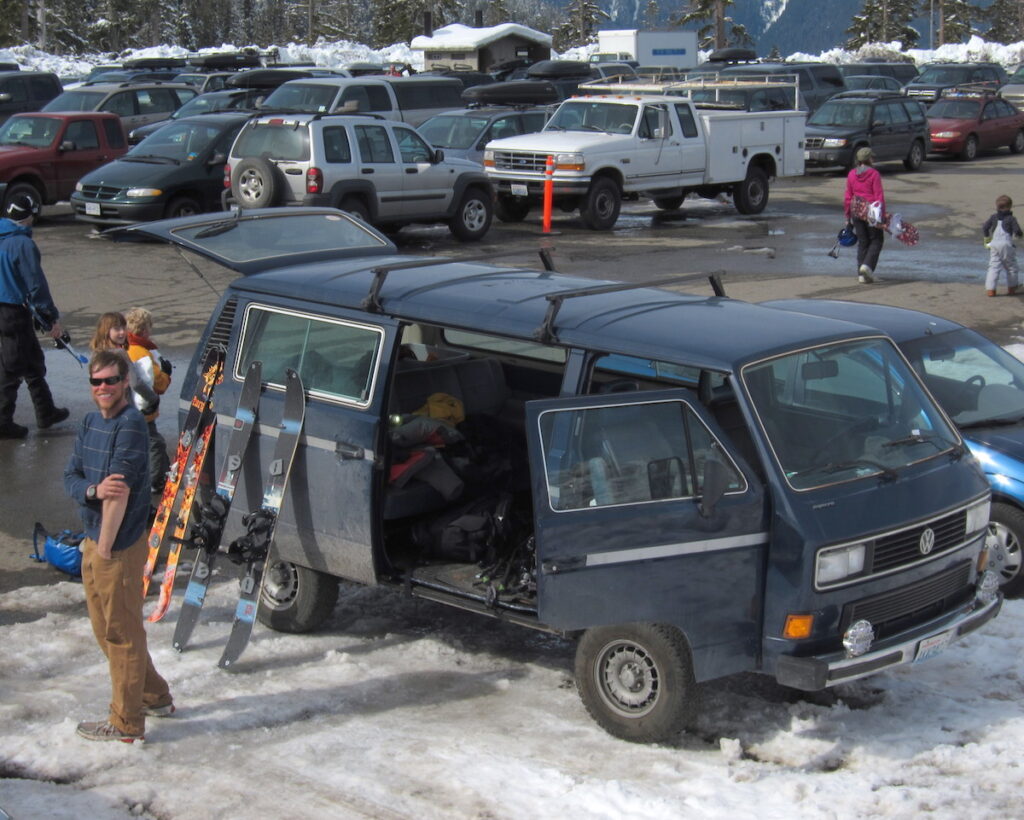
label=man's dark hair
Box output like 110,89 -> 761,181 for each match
89,349 -> 130,380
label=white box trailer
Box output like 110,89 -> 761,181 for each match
597,29 -> 698,69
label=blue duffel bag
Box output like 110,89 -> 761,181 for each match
30,522 -> 84,578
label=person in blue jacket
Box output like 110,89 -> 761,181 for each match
0,193 -> 69,438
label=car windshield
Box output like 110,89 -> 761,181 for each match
547,101 -> 638,134
927,99 -> 981,118
743,338 -> 959,491
808,101 -> 871,126
173,94 -> 234,118
917,67 -> 972,84
261,82 -> 338,113
130,121 -> 223,161
43,90 -> 106,112
899,328 -> 1024,428
0,116 -> 60,147
419,114 -> 492,149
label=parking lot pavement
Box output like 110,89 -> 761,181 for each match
1,155 -> 1021,592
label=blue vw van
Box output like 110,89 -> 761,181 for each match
111,209 -> 1000,743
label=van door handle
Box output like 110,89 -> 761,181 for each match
335,440 -> 365,460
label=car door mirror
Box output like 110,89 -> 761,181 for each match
208,152 -> 226,165
872,120 -> 884,128
58,140 -> 76,152
432,147 -> 444,163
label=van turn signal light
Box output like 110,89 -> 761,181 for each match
783,614 -> 815,640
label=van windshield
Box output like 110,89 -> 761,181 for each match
261,82 -> 338,113
742,338 -> 959,491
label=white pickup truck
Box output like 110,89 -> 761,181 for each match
483,93 -> 805,229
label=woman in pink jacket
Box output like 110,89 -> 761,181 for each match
843,147 -> 885,284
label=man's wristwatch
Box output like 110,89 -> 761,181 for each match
86,484 -> 98,502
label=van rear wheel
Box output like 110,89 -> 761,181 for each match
258,551 -> 339,633
575,622 -> 697,743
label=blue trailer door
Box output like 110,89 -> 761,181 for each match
526,389 -> 768,679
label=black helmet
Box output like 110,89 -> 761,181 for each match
6,193 -> 40,220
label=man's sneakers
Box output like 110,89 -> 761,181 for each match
37,407 -> 70,429
76,720 -> 143,744
0,421 -> 28,439
858,265 -> 874,285
145,702 -> 176,718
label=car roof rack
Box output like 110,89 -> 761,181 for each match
940,84 -> 998,98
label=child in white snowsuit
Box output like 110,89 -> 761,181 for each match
982,194 -> 1022,296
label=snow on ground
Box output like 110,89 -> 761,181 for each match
0,571 -> 1022,819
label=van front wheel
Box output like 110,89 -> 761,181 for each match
575,622 -> 697,743
258,552 -> 339,633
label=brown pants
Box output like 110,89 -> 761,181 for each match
81,535 -> 170,735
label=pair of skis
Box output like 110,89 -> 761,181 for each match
171,364 -> 307,668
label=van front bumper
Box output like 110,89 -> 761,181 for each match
774,593 -> 1001,691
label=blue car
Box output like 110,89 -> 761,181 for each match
765,299 -> 1024,596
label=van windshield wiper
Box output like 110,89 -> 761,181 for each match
124,154 -> 180,165
194,219 -> 239,239
790,459 -> 897,483
882,432 -> 943,451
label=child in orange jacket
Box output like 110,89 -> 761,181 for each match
124,307 -> 171,493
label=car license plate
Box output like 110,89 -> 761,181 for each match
85,202 -> 100,216
511,183 -> 528,197
914,630 -> 953,663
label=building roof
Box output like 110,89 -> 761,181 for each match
411,23 -> 552,52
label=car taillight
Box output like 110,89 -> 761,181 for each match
223,164 -> 231,189
307,167 -> 323,194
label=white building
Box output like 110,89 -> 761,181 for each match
411,23 -> 552,73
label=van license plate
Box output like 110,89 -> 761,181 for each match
85,202 -> 100,216
511,183 -> 528,197
914,630 -> 953,663
803,150 -> 810,160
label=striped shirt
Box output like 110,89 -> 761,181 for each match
63,405 -> 150,551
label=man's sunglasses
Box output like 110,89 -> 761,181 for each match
88,375 -> 124,386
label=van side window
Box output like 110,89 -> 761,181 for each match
539,400 -> 743,511
322,126 -> 352,162
355,125 -> 395,163
238,306 -> 382,405
673,104 -> 699,138
365,85 -> 393,112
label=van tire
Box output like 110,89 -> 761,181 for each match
580,177 -> 621,230
258,553 -> 339,633
164,195 -> 202,219
989,502 -> 1024,597
575,622 -> 698,743
903,139 -> 924,171
733,167 -> 768,214
448,186 -> 493,241
495,193 -> 531,222
232,157 -> 282,209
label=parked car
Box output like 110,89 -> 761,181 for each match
998,63 -> 1024,106
127,88 -> 263,143
0,71 -> 62,125
0,111 -> 128,212
719,62 -> 846,113
71,112 -> 249,224
841,74 -> 904,93
837,62 -> 920,85
905,62 -> 1008,102
804,93 -> 929,170
171,72 -> 237,94
103,207 -> 998,743
927,91 -> 1024,159
43,81 -> 197,132
764,298 -> 1024,597
418,106 -> 550,164
225,113 -> 494,240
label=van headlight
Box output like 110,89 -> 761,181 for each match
816,542 -> 867,586
127,188 -> 162,198
965,498 -> 990,536
822,138 -> 848,148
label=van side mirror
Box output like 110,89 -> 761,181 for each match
698,457 -> 730,518
432,147 -> 444,163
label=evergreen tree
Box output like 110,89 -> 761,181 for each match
981,0 -> 1024,43
846,0 -> 920,49
673,0 -> 752,50
644,0 -> 660,29
923,0 -> 980,44
486,0 -> 513,25
553,0 -> 609,50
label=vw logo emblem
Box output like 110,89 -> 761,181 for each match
919,527 -> 936,555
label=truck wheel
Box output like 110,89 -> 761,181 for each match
959,135 -> 978,162
164,195 -> 202,219
574,622 -> 697,743
988,502 -> 1024,598
232,157 -> 281,208
903,140 -> 924,171
580,177 -> 621,230
448,186 -> 493,241
258,552 -> 340,633
734,167 -> 768,215
3,181 -> 42,217
495,193 -> 530,222
653,195 -> 684,211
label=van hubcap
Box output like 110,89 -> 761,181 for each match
596,640 -> 659,716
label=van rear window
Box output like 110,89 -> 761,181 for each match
234,121 -> 311,161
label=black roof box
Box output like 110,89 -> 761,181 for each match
706,47 -> 758,63
122,56 -> 188,69
188,52 -> 261,70
0,62 -> 19,71
462,79 -> 560,106
226,68 -> 316,89
527,60 -> 595,78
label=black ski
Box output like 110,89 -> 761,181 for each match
172,360 -> 262,652
218,369 -> 305,669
